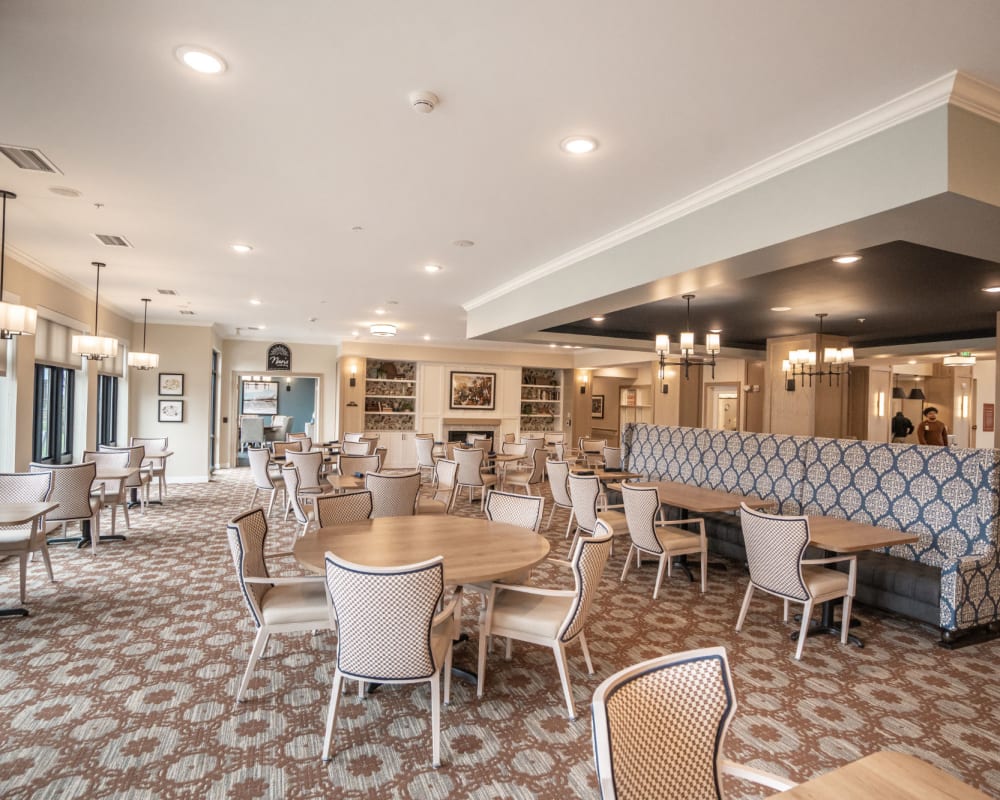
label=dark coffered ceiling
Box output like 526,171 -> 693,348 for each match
546,241 -> 1000,351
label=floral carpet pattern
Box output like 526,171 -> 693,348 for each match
0,469 -> 998,799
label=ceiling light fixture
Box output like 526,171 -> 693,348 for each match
654,294 -> 720,382
423,334 -> 431,341
452,240 -> 475,248
231,243 -> 253,254
72,262 -> 119,360
782,313 -> 854,391
127,298 -> 159,370
0,190 -> 37,339
591,316 -> 605,322
370,323 -> 396,337
424,264 -> 442,273
249,298 -> 261,305
982,286 -> 1000,293
175,45 -> 227,75
771,306 -> 791,312
833,255 -> 862,264
374,308 -> 386,315
560,136 -> 598,155
943,351 -> 976,367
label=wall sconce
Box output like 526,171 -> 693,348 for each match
349,364 -> 357,387
873,391 -> 885,417
580,374 -> 588,394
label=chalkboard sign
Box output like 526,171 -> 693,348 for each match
267,343 -> 291,371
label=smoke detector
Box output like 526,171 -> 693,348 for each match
409,90 -> 439,114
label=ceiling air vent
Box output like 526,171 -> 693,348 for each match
179,310 -> 196,315
157,289 -> 178,295
92,233 -> 133,247
0,144 -> 62,174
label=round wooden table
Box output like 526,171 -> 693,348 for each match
293,515 -> 550,585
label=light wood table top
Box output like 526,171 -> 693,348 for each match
611,480 -> 773,513
806,516 -> 919,552
323,474 -> 365,493
294,514 -> 550,585
142,449 -> 174,459
767,751 -> 990,799
0,502 -> 60,526
94,466 -> 140,482
574,468 -> 643,482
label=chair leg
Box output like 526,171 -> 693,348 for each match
795,600 -> 813,660
620,545 -> 636,583
236,628 -> 270,702
266,490 -> 276,517
578,632 -> 594,674
322,669 -> 344,761
652,554 -> 668,600
18,553 -> 28,603
840,594 -> 854,646
122,499 -> 130,530
251,487 -> 260,507
782,599 -> 790,622
476,618 -> 490,699
552,643 -> 576,720
699,548 -> 707,593
564,510 -> 575,540
545,504 -> 556,531
39,543 -> 54,583
735,583 -> 754,632
431,674 -> 442,768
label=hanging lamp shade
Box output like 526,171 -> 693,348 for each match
891,387 -> 906,399
908,388 -> 926,401
72,262 -> 119,360
0,190 -> 38,339
127,297 -> 159,370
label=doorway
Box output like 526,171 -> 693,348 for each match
705,383 -> 740,431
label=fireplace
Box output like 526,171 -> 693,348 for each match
442,417 -> 501,443
447,430 -> 493,443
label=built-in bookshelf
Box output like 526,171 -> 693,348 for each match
620,385 -> 653,426
520,367 -> 562,432
365,359 -> 416,431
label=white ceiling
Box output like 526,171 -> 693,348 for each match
2,0 -> 1000,348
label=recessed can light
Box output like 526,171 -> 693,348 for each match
560,136 -> 598,155
771,306 -> 791,312
833,255 -> 861,264
982,286 -> 1000,293
423,334 -> 431,341
231,243 -> 253,254
591,316 -> 605,322
709,328 -> 723,334
424,264 -> 442,273
175,46 -> 227,75
549,343 -> 557,348
374,308 -> 386,315
249,298 -> 261,306
351,330 -> 359,337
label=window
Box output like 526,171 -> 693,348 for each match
97,374 -> 118,447
33,364 -> 74,464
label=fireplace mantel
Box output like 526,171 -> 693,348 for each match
442,417 -> 501,426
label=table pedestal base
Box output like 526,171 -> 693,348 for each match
0,607 -> 29,618
792,601 -> 864,648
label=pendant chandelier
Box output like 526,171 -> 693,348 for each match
654,294 -> 720,383
72,261 -> 119,360
127,297 -> 159,370
0,189 -> 38,339
782,313 -> 853,390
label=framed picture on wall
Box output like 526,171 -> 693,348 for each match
242,380 -> 279,415
158,373 -> 184,396
449,371 -> 496,410
591,395 -> 605,419
158,399 -> 184,423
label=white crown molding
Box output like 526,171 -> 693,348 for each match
465,70 -> 993,312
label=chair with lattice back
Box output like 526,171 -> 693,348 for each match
591,646 -> 797,799
130,436 -> 168,502
322,553 -> 462,767
544,460 -> 575,536
453,447 -> 497,510
99,444 -> 151,513
414,435 -> 438,483
83,449 -> 131,535
365,471 -> 421,518
247,447 -> 286,517
30,461 -> 104,555
477,520 -> 614,719
737,503 -> 857,660
0,471 -> 55,603
226,507 -> 332,702
418,459 -> 458,514
503,448 -> 547,496
314,491 -> 374,527
567,473 -> 628,555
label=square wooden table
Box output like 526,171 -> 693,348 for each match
0,501 -> 59,617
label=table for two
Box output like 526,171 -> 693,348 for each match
0,501 -> 59,617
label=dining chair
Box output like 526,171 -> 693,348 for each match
314,490 -> 374,527
99,444 -> 151,513
29,461 -> 104,554
340,440 -> 372,456
83,449 -> 131,535
496,441 -> 526,487
414,435 -> 438,483
247,447 -> 286,517
453,447 -> 497,510
129,436 -> 168,502
484,489 -> 544,533
323,553 -> 462,767
477,521 -> 614,719
737,503 -> 857,660
285,450 -> 325,496
240,416 -> 265,451
0,471 -> 55,603
520,436 -> 544,467
417,459 -> 458,514
286,431 -> 308,441
591,646 -> 797,799
502,448 -> 547,496
281,464 -> 328,537
365,470 -> 421,518
544,460 -> 575,536
620,483 -> 707,599
544,432 -> 565,445
342,432 -> 364,443
338,453 -> 381,478
287,435 -> 312,453
579,438 -> 607,468
601,446 -> 622,470
567,473 -> 627,554
226,508 -> 332,702
271,440 -> 303,459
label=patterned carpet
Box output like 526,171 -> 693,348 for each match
1,469 -> 998,799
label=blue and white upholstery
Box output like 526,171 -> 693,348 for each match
477,521 -> 614,719
591,647 -> 796,799
737,504 -> 856,660
323,553 -> 461,767
0,471 -> 55,602
226,507 -> 332,702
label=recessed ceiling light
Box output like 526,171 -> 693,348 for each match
423,334 -> 431,341
591,316 -> 605,322
370,323 -> 397,337
560,136 -> 598,155
709,328 -> 723,334
351,330 -> 359,337
833,255 -> 862,264
562,344 -> 573,349
175,45 -> 227,75
453,239 -> 475,248
231,243 -> 253,254
374,308 -> 386,315
424,264 -> 442,273
771,306 -> 791,312
257,325 -> 266,330
982,286 -> 1000,293
549,343 -> 557,348
908,359 -> 917,365
249,298 -> 261,305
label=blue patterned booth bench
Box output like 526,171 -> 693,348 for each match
622,423 -> 1000,644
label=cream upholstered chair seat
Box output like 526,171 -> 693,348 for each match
736,503 -> 857,660
591,646 -> 796,799
487,591 -> 574,638
0,471 -> 55,603
258,581 -> 329,625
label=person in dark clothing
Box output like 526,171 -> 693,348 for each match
891,411 -> 914,442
